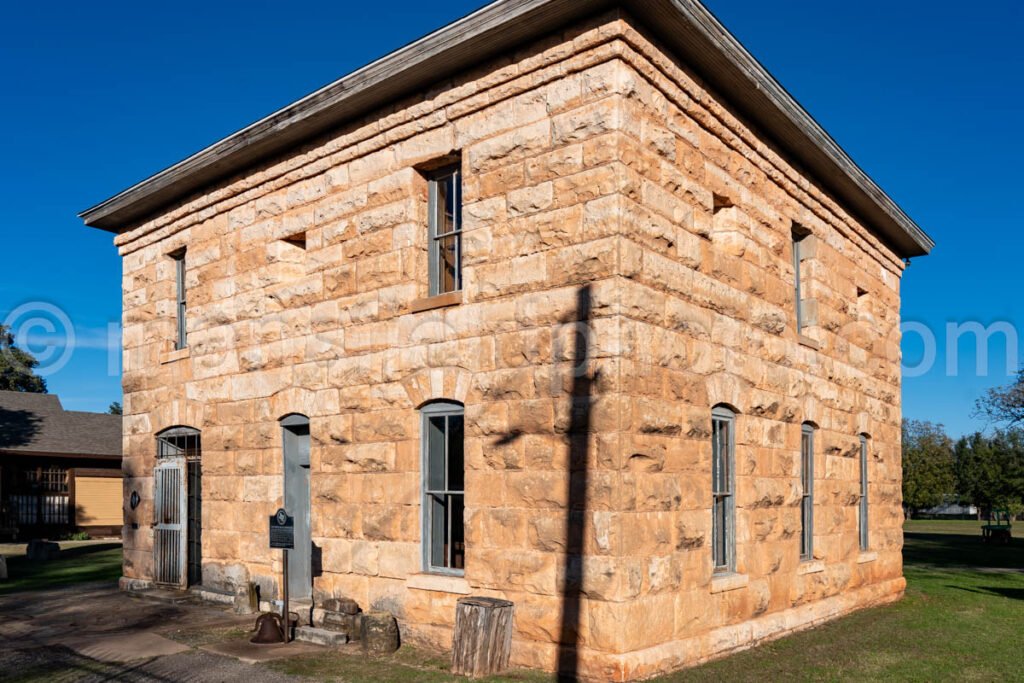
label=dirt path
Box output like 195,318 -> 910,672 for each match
0,582 -> 305,682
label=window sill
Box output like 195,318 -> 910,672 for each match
797,334 -> 820,350
160,346 -> 191,364
410,291 -> 462,314
710,572 -> 749,594
797,559 -> 826,575
406,573 -> 470,595
857,551 -> 878,564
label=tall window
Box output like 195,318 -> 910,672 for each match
792,226 -> 810,333
712,406 -> 736,572
172,250 -> 187,349
428,165 -> 462,296
800,423 -> 815,561
422,401 -> 465,574
859,435 -> 869,551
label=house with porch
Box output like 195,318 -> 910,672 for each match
80,0 -> 932,678
0,391 -> 122,539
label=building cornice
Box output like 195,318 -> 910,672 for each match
79,0 -> 933,258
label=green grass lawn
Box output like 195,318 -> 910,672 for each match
269,520 -> 1022,683
3,524 -> 1020,681
670,520 -> 1023,682
0,542 -> 122,595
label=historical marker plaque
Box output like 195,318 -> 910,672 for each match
269,508 -> 295,549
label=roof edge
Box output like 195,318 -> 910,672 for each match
79,0 -> 933,257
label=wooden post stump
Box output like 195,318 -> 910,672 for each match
451,596 -> 514,678
360,611 -> 399,654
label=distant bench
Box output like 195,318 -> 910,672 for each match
982,510 -> 1012,544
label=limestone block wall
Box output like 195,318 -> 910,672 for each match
113,9 -> 908,682
594,22 -> 906,678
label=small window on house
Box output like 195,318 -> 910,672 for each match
711,406 -> 736,573
792,225 -> 811,333
800,423 -> 815,561
422,401 -> 465,574
856,287 -> 873,323
859,434 -> 870,551
171,250 -> 187,349
427,165 -> 462,296
283,231 -> 307,250
713,194 -> 733,213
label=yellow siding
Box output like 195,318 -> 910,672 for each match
75,477 -> 122,527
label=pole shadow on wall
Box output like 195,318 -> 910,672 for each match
557,284 -> 597,681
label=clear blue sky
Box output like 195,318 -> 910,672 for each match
1,1 -> 1020,435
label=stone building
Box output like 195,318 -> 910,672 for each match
81,0 -> 932,679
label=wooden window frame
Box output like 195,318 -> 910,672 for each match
859,435 -> 870,551
421,401 -> 465,576
427,164 -> 462,297
800,423 -> 815,561
172,250 -> 187,350
792,225 -> 812,334
712,406 -> 736,573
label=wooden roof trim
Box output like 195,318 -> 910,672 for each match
79,0 -> 932,257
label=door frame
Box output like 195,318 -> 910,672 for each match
281,414 -> 312,600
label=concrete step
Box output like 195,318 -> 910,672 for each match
189,585 -> 235,605
294,626 -> 349,647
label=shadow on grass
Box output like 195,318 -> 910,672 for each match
0,545 -> 122,595
948,585 -> 1024,601
902,532 -> 1023,570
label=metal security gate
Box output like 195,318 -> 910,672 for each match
282,415 -> 312,600
154,458 -> 187,588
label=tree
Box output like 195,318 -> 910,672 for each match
955,430 -> 1024,517
902,419 -> 955,518
974,371 -> 1024,427
0,323 -> 46,393
108,401 -> 123,415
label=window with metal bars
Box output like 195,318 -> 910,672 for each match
800,423 -> 815,561
427,165 -> 462,296
711,406 -> 736,573
156,427 -> 201,460
25,466 -> 68,493
171,249 -> 187,349
421,401 -> 464,574
859,434 -> 870,551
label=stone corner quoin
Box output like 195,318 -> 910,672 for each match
97,6 -> 918,681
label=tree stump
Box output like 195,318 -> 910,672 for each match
451,597 -> 514,678
360,611 -> 399,654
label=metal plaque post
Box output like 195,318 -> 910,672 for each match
282,547 -> 289,643
269,507 -> 295,644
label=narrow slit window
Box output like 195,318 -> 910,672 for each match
172,250 -> 187,349
859,435 -> 869,551
712,406 -> 736,573
422,402 -> 465,574
428,165 -> 462,296
792,225 -> 811,333
800,424 -> 815,561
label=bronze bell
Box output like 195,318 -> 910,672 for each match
251,612 -> 285,644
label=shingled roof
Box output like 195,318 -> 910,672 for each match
0,391 -> 121,459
